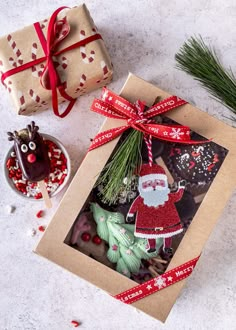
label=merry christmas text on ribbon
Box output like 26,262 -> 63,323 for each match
114,255 -> 200,304
1,7 -> 102,118
89,88 -> 204,151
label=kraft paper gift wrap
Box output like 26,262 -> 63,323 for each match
0,4 -> 113,116
35,74 -> 236,322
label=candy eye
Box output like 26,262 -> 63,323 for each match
21,144 -> 28,153
29,141 -> 36,150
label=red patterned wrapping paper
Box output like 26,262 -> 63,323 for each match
0,4 -> 113,116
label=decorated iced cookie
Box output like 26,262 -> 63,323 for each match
168,142 -> 226,185
175,190 -> 197,228
126,164 -> 186,254
90,203 -> 162,278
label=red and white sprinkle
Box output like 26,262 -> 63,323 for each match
36,210 -> 44,218
38,225 -> 46,232
6,139 -> 68,199
27,228 -> 36,237
5,205 -> 16,214
71,320 -> 80,327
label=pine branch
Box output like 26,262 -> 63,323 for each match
175,36 -> 236,119
96,130 -> 143,205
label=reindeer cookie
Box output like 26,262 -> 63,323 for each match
7,121 -> 50,182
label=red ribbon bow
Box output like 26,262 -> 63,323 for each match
1,7 -> 102,118
89,87 -> 203,151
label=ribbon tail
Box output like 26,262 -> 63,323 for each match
89,126 -> 129,151
56,85 -> 77,118
91,99 -> 128,120
53,98 -> 77,118
145,96 -> 188,118
143,123 -> 210,144
155,136 -> 210,144
100,87 -> 138,119
113,255 -> 200,305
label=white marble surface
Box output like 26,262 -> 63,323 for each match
0,1 -> 236,329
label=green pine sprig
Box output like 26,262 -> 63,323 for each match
175,36 -> 236,119
96,129 -> 143,205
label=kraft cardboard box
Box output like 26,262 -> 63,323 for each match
35,73 -> 236,322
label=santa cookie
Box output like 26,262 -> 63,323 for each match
127,164 -> 185,253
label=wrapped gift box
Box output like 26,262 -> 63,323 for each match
0,4 -> 113,116
35,74 -> 236,322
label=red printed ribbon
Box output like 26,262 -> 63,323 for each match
89,88 -> 203,151
114,255 -> 200,304
1,7 -> 102,118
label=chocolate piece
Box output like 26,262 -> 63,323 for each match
167,142 -> 226,185
7,121 -> 50,182
175,190 -> 197,224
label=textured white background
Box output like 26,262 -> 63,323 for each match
0,1 -> 236,329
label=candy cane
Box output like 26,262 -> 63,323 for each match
57,56 -> 68,70
29,89 -> 40,103
18,91 -> 26,113
7,35 -> 23,66
0,59 -> 12,92
196,146 -> 204,153
213,154 -> 219,163
28,89 -> 47,108
40,19 -> 48,30
31,43 -> 44,78
53,56 -> 68,83
1,60 -> 11,90
96,61 -> 110,83
75,74 -> 87,94
189,161 -> 196,169
181,153 -> 190,161
79,30 -> 95,64
6,80 -> 12,93
8,57 -> 17,68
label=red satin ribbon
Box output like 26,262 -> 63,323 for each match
1,7 -> 103,118
89,88 -> 204,151
114,255 -> 200,304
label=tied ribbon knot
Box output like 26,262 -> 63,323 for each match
41,15 -> 71,91
89,87 -> 204,154
127,100 -> 151,126
1,6 -> 103,118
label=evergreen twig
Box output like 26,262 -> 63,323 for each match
175,36 -> 236,119
96,130 -> 143,205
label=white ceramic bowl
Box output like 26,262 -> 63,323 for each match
4,133 -> 71,200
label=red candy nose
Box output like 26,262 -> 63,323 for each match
27,153 -> 36,163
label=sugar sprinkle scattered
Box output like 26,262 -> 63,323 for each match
71,320 -> 80,327
38,225 -> 46,232
36,210 -> 44,218
5,205 -> 16,214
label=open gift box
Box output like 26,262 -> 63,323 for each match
35,73 -> 236,322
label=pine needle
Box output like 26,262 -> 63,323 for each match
96,130 -> 143,205
175,36 -> 236,119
